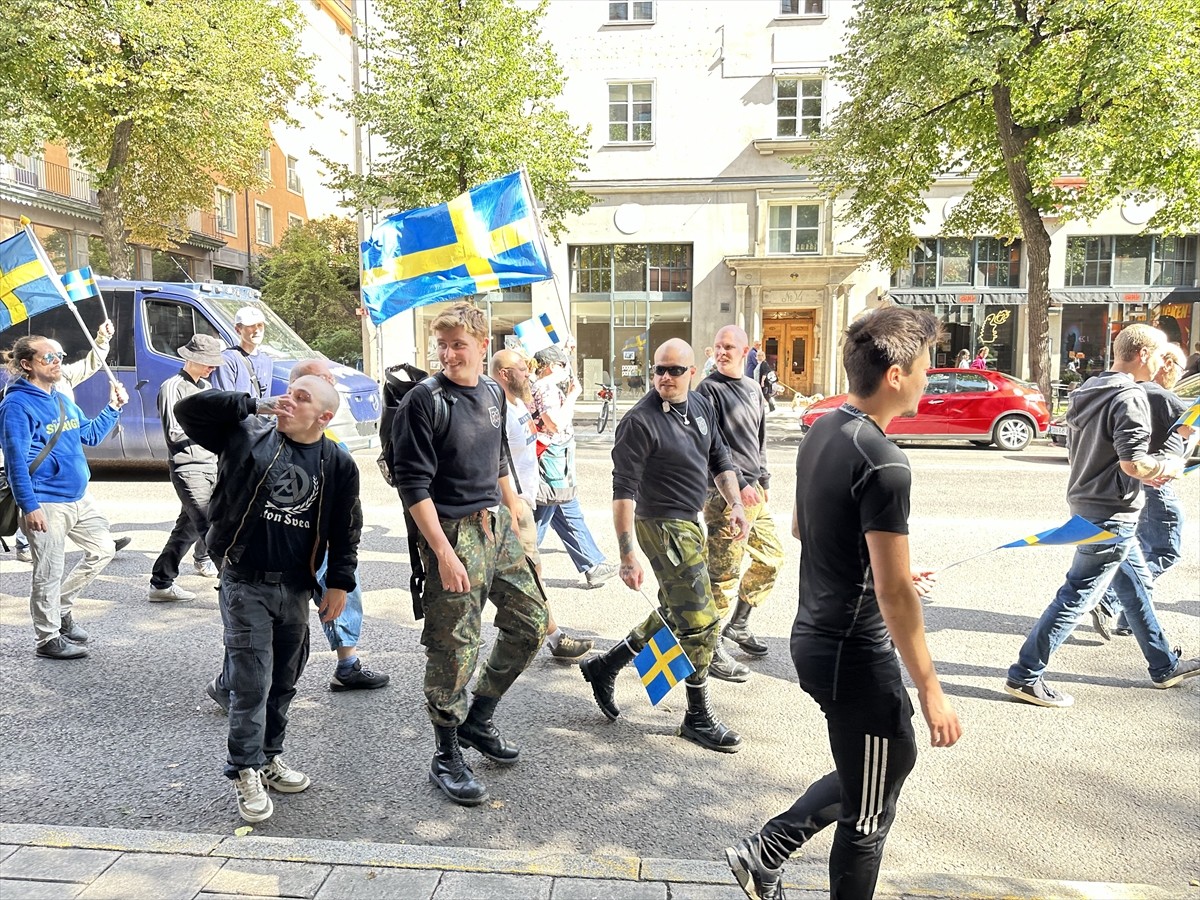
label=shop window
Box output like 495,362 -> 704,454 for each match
33,224 -> 72,271
775,78 -> 823,138
608,82 -> 653,144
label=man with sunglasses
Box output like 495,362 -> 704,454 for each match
1,335 -> 127,660
582,338 -> 750,753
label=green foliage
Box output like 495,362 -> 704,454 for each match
0,0 -> 314,260
258,216 -> 363,366
324,0 -> 592,238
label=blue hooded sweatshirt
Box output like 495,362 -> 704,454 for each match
0,377 -> 119,513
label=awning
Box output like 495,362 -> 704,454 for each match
887,289 -> 1027,306
1050,287 -> 1200,305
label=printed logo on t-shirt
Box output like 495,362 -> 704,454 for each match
262,464 -> 319,529
696,415 -> 708,436
489,406 -> 501,428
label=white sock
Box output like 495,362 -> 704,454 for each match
545,627 -> 563,650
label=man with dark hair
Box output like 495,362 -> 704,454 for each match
726,307 -> 961,900
582,338 -> 750,753
695,325 -> 783,683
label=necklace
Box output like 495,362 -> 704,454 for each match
662,397 -> 690,425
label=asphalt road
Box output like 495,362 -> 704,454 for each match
1,435 -> 1197,892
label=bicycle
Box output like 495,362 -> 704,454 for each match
595,382 -> 615,433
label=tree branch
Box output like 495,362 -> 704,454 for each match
920,83 -> 989,120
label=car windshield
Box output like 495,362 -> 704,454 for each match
1175,374 -> 1200,399
206,296 -> 319,361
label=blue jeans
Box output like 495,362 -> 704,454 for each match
534,499 -> 605,573
314,556 -> 363,651
1008,518 -> 1178,685
1104,484 -> 1183,625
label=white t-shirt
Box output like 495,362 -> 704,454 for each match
505,398 -> 539,508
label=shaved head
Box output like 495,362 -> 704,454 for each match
293,374 -> 340,415
712,325 -> 749,377
290,358 -> 335,385
715,325 -> 747,349
652,339 -> 695,402
489,348 -> 526,378
490,348 -> 531,403
655,338 -> 694,367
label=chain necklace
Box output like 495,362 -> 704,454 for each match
662,397 -> 690,425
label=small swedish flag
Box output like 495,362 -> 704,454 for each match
634,626 -> 695,705
61,267 -> 99,303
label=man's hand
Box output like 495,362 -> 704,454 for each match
918,686 -> 962,748
95,320 -> 115,344
739,484 -> 759,509
619,555 -> 644,590
109,381 -> 129,409
317,588 -> 347,623
727,504 -> 750,542
436,547 -> 470,593
22,510 -> 48,534
258,395 -> 296,418
912,568 -> 937,597
506,499 -> 526,537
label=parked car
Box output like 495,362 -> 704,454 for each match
800,368 -> 1049,451
0,280 -> 380,461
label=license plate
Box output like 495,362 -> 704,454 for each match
1049,424 -> 1067,436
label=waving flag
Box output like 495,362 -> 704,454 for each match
1173,399 -> 1199,431
634,626 -> 695,705
61,266 -> 100,303
513,313 -> 559,356
360,171 -> 553,325
998,515 -> 1119,548
0,226 -> 70,329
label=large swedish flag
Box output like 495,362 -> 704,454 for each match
0,229 -> 69,330
360,171 -> 552,325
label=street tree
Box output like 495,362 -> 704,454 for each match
807,0 -> 1200,396
324,0 -> 591,239
259,216 -> 363,365
0,0 -> 314,278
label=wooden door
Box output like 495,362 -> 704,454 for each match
763,318 -> 814,396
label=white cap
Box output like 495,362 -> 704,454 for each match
234,306 -> 266,327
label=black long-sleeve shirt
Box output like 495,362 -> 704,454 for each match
694,371 -> 770,490
612,388 -> 735,521
393,374 -> 510,519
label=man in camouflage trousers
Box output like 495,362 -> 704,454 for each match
392,301 -> 548,806
696,325 -> 784,683
581,338 -> 750,753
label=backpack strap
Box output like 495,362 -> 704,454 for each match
479,375 -> 521,498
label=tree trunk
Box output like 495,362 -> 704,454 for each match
97,120 -> 134,279
991,84 -> 1052,399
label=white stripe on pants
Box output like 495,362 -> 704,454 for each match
26,494 -> 114,646
855,734 -> 890,835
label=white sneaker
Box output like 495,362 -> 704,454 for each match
194,560 -> 219,578
15,548 -> 32,563
147,584 -> 196,602
261,757 -> 311,793
233,768 -> 273,822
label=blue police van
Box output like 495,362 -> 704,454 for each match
0,280 -> 380,460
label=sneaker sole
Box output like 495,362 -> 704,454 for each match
1152,668 -> 1200,689
1003,682 -> 1073,708
148,595 -> 195,603
428,770 -> 490,806
238,795 -> 274,823
263,776 -> 311,793
548,646 -> 594,662
724,847 -> 761,900
329,677 -> 391,692
35,649 -> 89,660
206,682 -> 230,714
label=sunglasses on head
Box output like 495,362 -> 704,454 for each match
653,364 -> 688,377
39,352 -> 66,364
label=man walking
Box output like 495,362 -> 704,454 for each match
1005,324 -> 1199,707
392,302 -> 548,807
695,326 -> 783,683
147,334 -> 224,603
725,307 -> 961,900
176,372 -> 361,823
492,348 -> 593,661
581,338 -> 749,753
210,306 -> 273,399
0,335 -> 127,659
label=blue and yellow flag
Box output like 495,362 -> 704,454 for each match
513,313 -> 559,356
61,266 -> 99,303
998,515 -> 1119,548
0,228 -> 69,330
360,171 -> 552,325
634,626 -> 696,706
1173,399 -> 1199,431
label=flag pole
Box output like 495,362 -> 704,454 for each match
517,165 -> 571,336
636,586 -> 674,634
936,546 -> 1001,573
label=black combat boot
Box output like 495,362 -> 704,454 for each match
709,638 -> 751,683
430,725 -> 489,806
458,695 -> 520,764
722,600 -> 769,657
679,677 -> 742,753
580,639 -> 636,720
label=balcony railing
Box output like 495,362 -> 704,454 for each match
0,155 -> 97,204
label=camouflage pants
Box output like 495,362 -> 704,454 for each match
418,505 -> 548,727
627,518 -> 718,679
703,486 -> 784,615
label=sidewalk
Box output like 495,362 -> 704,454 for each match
0,823 -> 1175,900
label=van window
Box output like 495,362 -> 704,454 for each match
145,299 -> 222,358
0,290 -> 137,368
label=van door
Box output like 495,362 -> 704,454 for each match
140,293 -> 225,459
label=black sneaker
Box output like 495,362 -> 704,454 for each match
330,660 -> 390,692
36,636 -> 89,660
1003,678 -> 1073,708
1152,650 -> 1200,689
113,536 -> 132,553
206,677 -> 231,713
725,835 -> 785,900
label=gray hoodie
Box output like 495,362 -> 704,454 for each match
1065,371 -> 1152,521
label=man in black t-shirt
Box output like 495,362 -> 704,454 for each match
392,302 -> 548,807
581,338 -> 750,753
725,308 -> 961,900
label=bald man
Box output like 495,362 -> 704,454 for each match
581,338 -> 750,753
176,368 -> 363,824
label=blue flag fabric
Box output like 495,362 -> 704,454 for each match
0,228 -> 69,329
513,313 -> 559,356
1174,398 -> 1200,431
360,171 -> 552,325
634,626 -> 695,706
998,515 -> 1120,549
61,266 -> 99,303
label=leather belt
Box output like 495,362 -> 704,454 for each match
224,564 -> 309,585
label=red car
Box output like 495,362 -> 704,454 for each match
799,368 -> 1050,451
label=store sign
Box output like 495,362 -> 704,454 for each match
621,365 -> 640,377
958,294 -> 978,304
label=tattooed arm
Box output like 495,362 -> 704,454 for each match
613,498 -> 643,589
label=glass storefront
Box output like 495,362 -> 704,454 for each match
1059,299 -> 1195,376
915,303 -> 1019,372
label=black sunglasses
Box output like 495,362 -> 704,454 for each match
653,365 -> 689,377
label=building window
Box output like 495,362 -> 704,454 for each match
286,156 -> 303,194
1065,236 -> 1113,286
287,213 -> 304,232
569,244 -> 692,294
975,237 -> 1021,287
938,238 -> 973,286
775,78 -> 822,138
608,0 -> 653,22
608,82 -> 654,144
893,238 -> 1023,288
1153,235 -> 1198,286
779,0 -> 825,15
255,202 -> 273,245
767,204 -> 821,255
572,245 -> 613,293
1066,235 -> 1196,287
259,148 -> 271,179
215,188 -> 236,234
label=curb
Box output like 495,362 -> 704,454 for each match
0,823 -> 1178,900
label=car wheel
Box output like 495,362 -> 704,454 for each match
970,440 -> 992,447
993,415 -> 1032,451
